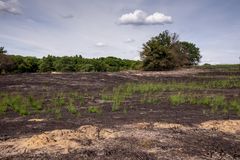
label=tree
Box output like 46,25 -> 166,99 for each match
140,30 -> 180,70
0,47 -> 15,74
39,55 -> 56,72
53,56 -> 76,72
0,47 -> 7,54
140,30 -> 201,71
180,41 -> 201,65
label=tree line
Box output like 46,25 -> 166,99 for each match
0,50 -> 141,74
0,30 -> 201,74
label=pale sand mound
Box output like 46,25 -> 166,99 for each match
23,125 -> 117,149
123,122 -> 152,129
199,120 -> 240,134
153,122 -> 188,130
1,121 -> 239,158
28,118 -> 46,122
122,122 -> 189,130
0,125 -> 118,156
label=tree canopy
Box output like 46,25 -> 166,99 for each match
0,47 -> 14,74
140,30 -> 201,71
0,33 -> 202,74
0,47 -> 141,74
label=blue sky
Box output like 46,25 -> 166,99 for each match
0,0 -> 239,64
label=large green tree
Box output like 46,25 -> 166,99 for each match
140,30 -> 201,71
180,41 -> 201,65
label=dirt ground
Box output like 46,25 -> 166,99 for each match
0,68 -> 240,160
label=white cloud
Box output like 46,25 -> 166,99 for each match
95,42 -> 106,47
0,0 -> 21,15
119,10 -> 147,25
125,38 -> 135,43
145,12 -> 172,24
118,10 -> 172,25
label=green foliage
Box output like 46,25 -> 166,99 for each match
54,107 -> 62,119
140,30 -> 201,71
180,41 -> 201,65
77,64 -> 95,72
105,79 -> 240,114
210,96 -> 226,113
101,94 -> 113,101
0,95 -> 9,114
52,93 -> 65,107
0,94 -> 45,115
111,87 -> 127,112
88,106 -> 102,114
69,92 -> 84,105
0,94 -> 29,115
196,97 -> 212,106
1,50 -> 141,73
229,100 -> 240,115
0,47 -> 7,54
28,96 -> 43,111
67,99 -> 78,114
39,55 -> 56,72
0,48 -> 15,74
10,55 -> 39,73
168,94 -> 240,115
169,94 -> 185,106
140,95 -> 161,104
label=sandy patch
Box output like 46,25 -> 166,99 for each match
199,120 -> 240,134
125,68 -> 206,77
122,122 -> 189,130
28,119 -> 46,122
0,125 -> 118,156
51,72 -> 63,74
153,122 -> 189,130
122,122 -> 152,129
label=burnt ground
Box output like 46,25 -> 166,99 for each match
0,68 -> 240,160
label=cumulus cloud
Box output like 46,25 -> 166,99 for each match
118,10 -> 172,25
95,42 -> 106,47
0,0 -> 21,15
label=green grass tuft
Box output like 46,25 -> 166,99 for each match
88,106 -> 102,114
